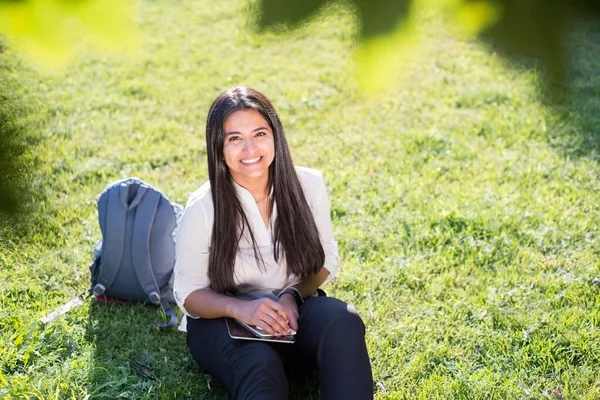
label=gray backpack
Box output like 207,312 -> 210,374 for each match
89,178 -> 183,328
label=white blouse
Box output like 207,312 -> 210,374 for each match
173,166 -> 340,319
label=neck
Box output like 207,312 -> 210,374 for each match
232,175 -> 269,202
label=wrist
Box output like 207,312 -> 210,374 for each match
278,287 -> 304,308
279,293 -> 296,306
228,298 -> 243,320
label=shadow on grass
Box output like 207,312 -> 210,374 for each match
546,18 -> 600,162
0,49 -> 48,243
84,301 -> 214,399
84,301 -> 322,399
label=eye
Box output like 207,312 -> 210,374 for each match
227,135 -> 240,142
256,131 -> 267,137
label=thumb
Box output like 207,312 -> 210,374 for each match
288,314 -> 299,332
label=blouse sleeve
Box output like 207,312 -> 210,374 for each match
173,199 -> 212,318
309,171 -> 340,283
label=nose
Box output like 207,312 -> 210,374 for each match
242,138 -> 255,152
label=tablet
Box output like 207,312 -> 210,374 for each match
225,318 -> 296,344
236,320 -> 296,338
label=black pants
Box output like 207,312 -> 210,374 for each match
186,296 -> 373,400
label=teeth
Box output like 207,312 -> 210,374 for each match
241,157 -> 261,164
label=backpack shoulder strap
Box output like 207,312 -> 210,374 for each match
157,297 -> 179,329
131,188 -> 162,304
94,184 -> 128,296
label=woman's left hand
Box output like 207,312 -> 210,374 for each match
277,294 -> 299,332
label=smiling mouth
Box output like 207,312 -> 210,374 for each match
240,156 -> 262,165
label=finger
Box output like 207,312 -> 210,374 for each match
276,308 -> 289,323
264,298 -> 287,315
255,315 -> 278,336
260,314 -> 286,336
288,315 -> 298,332
270,300 -> 289,323
261,306 -> 290,334
260,301 -> 290,329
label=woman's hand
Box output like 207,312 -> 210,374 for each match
277,294 -> 299,332
233,298 -> 291,336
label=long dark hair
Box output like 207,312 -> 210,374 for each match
205,86 -> 325,294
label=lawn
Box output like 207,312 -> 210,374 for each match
1,0 -> 600,399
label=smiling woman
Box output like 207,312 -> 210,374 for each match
223,109 -> 275,202
173,86 -> 374,399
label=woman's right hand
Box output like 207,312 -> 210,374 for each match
233,298 -> 291,336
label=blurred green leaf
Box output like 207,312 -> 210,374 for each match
255,0 -> 600,93
258,0 -> 410,39
256,0 -> 329,28
0,0 -> 138,69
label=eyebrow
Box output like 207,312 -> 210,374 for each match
224,126 -> 270,137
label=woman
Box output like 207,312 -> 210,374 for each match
174,86 -> 373,400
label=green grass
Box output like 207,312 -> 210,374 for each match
1,0 -> 600,398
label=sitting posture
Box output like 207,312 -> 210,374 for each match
174,86 -> 373,399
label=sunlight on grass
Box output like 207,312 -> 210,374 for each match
1,0 -> 599,399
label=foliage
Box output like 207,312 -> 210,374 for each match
1,0 -> 600,399
256,0 -> 600,92
0,0 -> 137,69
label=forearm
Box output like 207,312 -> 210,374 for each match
185,268 -> 331,317
292,266 -> 331,300
183,288 -> 242,319
186,287 -> 291,335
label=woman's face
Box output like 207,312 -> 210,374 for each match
222,109 -> 275,187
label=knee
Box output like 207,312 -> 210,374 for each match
324,304 -> 366,340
